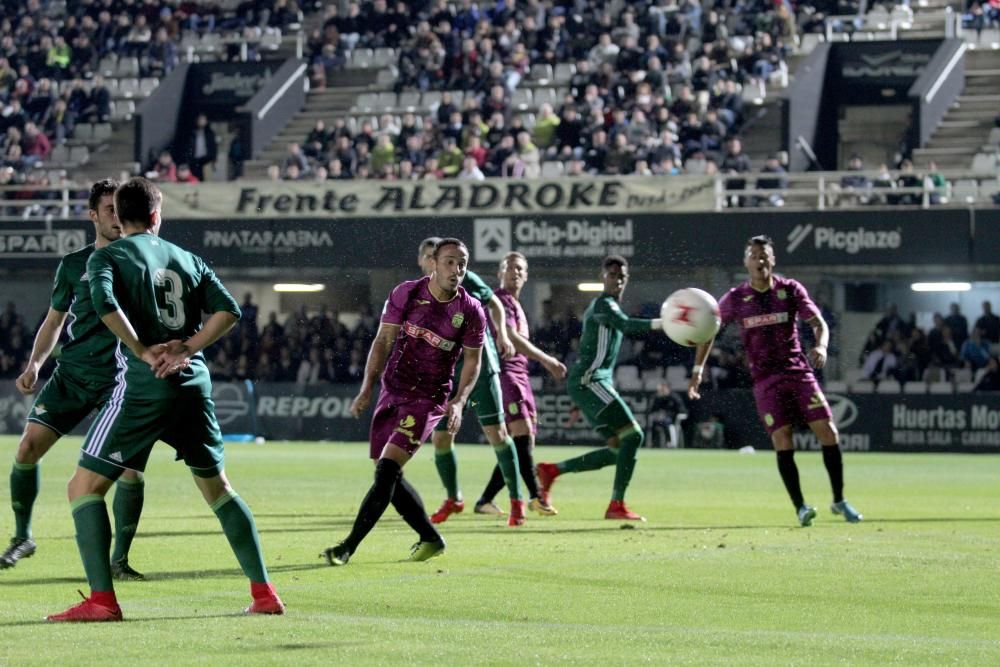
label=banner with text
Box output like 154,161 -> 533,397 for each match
159,177 -> 716,219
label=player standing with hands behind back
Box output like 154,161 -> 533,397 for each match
687,235 -> 863,526
47,177 -> 284,621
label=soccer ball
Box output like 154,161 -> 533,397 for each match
660,288 -> 721,347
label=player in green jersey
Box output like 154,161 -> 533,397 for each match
5,180 -> 147,579
537,255 -> 665,521
414,238 -> 528,527
46,177 -> 283,622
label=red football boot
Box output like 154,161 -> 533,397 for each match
535,463 -> 560,505
246,582 -> 285,615
605,500 -> 646,522
507,499 -> 526,527
47,591 -> 123,623
430,498 -> 465,524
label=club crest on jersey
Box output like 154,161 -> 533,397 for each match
777,289 -> 787,299
33,403 -> 47,415
742,294 -> 754,302
508,401 -> 519,415
451,313 -> 464,328
399,415 -> 416,428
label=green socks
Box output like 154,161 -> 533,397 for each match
557,447 -> 618,474
611,429 -> 644,501
10,463 -> 40,540
111,477 -> 144,562
492,437 -> 522,500
434,448 -> 461,501
71,494 -> 114,592
212,492 -> 269,583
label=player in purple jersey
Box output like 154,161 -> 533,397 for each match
322,239 -> 487,566
687,235 -> 863,526
472,252 -> 567,516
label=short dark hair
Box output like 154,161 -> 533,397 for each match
420,236 -> 443,254
433,237 -> 468,258
746,234 -> 774,250
499,251 -> 526,271
114,177 -> 162,229
602,255 -> 628,271
88,178 -> 119,211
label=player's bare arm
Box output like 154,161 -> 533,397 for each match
14,307 -> 68,395
688,337 -> 716,400
152,311 -> 239,379
350,322 -> 400,417
806,314 -> 829,369
487,295 -> 515,359
446,345 -> 482,434
508,328 -> 567,379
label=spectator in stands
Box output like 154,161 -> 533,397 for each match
20,122 -> 51,167
147,27 -> 179,77
756,154 -> 788,206
944,303 -> 969,348
457,155 -> 485,180
928,314 -> 959,370
436,135 -> 464,176
892,159 -> 922,205
837,154 -> 871,206
648,382 -> 686,449
284,142 -> 309,176
973,356 -> 1000,392
124,13 -> 153,57
961,327 -> 992,371
862,339 -> 898,382
874,304 -> 906,343
974,301 -> 1000,344
184,113 -> 218,181
175,163 -> 199,183
148,150 -> 178,182
42,98 -> 74,144
85,76 -> 112,123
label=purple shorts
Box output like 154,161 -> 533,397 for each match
752,373 -> 832,435
501,372 -> 537,434
369,390 -> 446,459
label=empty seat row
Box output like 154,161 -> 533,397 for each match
350,87 -> 568,115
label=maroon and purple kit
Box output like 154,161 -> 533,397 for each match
369,276 -> 486,458
489,288 -> 539,433
718,274 -> 832,434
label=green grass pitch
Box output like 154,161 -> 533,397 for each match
1,436 -> 999,665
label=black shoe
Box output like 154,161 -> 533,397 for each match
321,542 -> 352,566
111,558 -> 146,581
0,537 -> 37,569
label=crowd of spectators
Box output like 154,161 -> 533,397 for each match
294,0 -> 804,182
1,0 -> 305,181
859,301 -> 1000,391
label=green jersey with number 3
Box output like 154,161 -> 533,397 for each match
87,233 -> 240,397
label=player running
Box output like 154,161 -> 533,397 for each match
687,235 -> 863,526
414,238 -> 527,527
472,252 -> 566,516
4,179 -> 146,579
323,238 -> 486,565
536,255 -> 665,521
46,177 -> 284,622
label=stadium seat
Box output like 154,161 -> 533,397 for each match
850,379 -> 875,393
351,92 -> 379,113
541,161 -> 565,177
420,91 -> 442,111
69,145 -> 90,166
98,55 -> 117,77
260,30 -> 282,51
48,144 -> 70,165
510,88 -> 533,111
971,153 -> 996,172
956,382 -> 976,393
903,381 -> 927,394
530,63 -> 553,84
92,123 -> 113,142
665,365 -> 688,386
375,68 -> 396,87
375,92 -> 397,112
844,368 -> 868,385
528,376 -> 542,392
798,33 -> 822,54
875,379 -> 902,393
824,380 -> 848,394
533,87 -> 559,108
987,128 -> 1000,147
139,77 -> 160,97
643,377 -> 664,391
198,33 -> 222,53
553,63 -> 576,85
640,368 -> 664,384
952,368 -> 973,384
116,57 -> 140,77
952,179 -> 979,203
372,48 -> 396,68
118,78 -> 140,99
928,381 -> 954,395
396,91 -> 420,111
71,123 -> 94,144
449,90 -> 465,107
351,49 -> 374,68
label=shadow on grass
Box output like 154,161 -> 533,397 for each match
0,562 -> 331,587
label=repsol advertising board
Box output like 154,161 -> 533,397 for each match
688,389 -> 1000,453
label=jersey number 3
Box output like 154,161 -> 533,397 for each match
154,268 -> 185,329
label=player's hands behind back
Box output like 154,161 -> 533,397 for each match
144,340 -> 193,378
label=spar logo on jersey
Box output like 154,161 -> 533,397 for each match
403,321 -> 456,351
825,394 -> 858,429
742,312 -> 789,329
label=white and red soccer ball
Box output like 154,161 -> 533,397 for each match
660,288 -> 721,347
